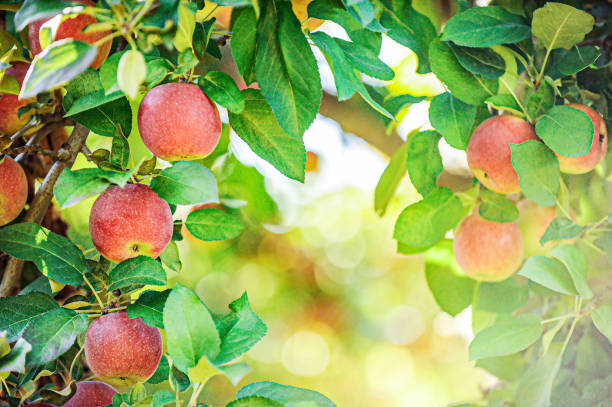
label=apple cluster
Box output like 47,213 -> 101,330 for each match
453,105 -> 607,281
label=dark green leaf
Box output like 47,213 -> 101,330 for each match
127,289 -> 171,329
150,161 -> 218,205
449,43 -> 506,79
548,45 -> 600,79
229,90 -> 306,181
108,256 -> 167,292
383,94 -> 425,116
335,38 -> 394,81
198,71 -> 244,114
0,223 -> 85,285
228,397 -> 283,407
429,39 -> 498,105
231,8 -> 258,84
163,284 -> 220,373
184,208 -> 244,242
511,140 -> 560,207
526,81 -> 554,120
70,97 -> 132,138
478,189 -> 519,223
255,0 -> 321,138
405,130 -> 443,197
22,308 -> 88,368
99,51 -> 124,95
469,314 -> 542,360
535,105 -> 594,157
21,40 -> 97,98
393,187 -> 464,248
429,92 -> 477,150
214,293 -> 267,365
441,6 -> 531,47
311,31 -> 358,101
0,293 -> 58,341
110,134 -> 129,169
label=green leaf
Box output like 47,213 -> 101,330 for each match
150,161 -> 218,205
231,7 -> 257,85
0,223 -> 86,286
99,51 -> 124,95
379,4 -> 436,73
173,0 -> 196,52
214,293 -> 267,365
424,240 -> 475,316
117,50 -> 146,99
108,256 -> 167,292
429,92 -> 477,150
152,389 -> 175,407
550,244 -> 592,299
532,2 -> 594,50
22,308 -> 88,368
448,43 -> 506,79
228,397 -> 284,407
229,90 -> 306,181
110,133 -> 129,169
237,382 -> 336,407
518,256 -> 577,295
71,97 -> 132,138
255,0 -> 321,138
475,353 -> 526,382
335,38 -> 394,81
0,293 -> 58,341
592,304 -> 612,345
20,39 -> 97,98
486,94 -> 523,116
218,362 -> 251,386
525,81 -> 554,120
510,140 -> 560,207
393,187 -> 464,248
184,208 -> 244,242
311,31 -> 358,101
0,337 -> 31,374
383,94 -> 425,116
515,345 -> 562,407
160,240 -> 181,272
54,168 -> 134,208
478,189 -> 519,223
374,142 -> 408,216
535,105 -> 594,157
198,71 -> 244,113
548,45 -> 600,79
441,6 -> 530,47
429,38 -> 498,105
540,218 -> 582,245
405,130 -> 443,197
469,314 -> 542,360
127,289 -> 171,329
13,0 -> 85,31
475,278 -> 529,313
163,284 -> 221,373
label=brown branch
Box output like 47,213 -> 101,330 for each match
3,145 -> 66,160
318,91 -> 404,157
13,118 -> 74,163
0,123 -> 90,297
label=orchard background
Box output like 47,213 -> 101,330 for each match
0,0 -> 610,406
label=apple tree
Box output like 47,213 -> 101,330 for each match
0,0 -> 609,406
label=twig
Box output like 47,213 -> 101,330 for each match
3,145 -> 66,160
0,124 -> 90,297
15,118 -> 74,163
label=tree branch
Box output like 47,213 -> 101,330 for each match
0,123 -> 90,297
318,91 -> 404,157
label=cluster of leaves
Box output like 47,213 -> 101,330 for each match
0,0 -> 611,406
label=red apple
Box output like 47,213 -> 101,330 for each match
0,156 -> 28,226
517,200 -> 576,257
138,83 -> 221,161
28,0 -> 111,69
467,115 -> 538,194
0,62 -> 34,135
453,212 -> 524,282
84,312 -> 162,387
62,381 -> 117,407
555,104 -> 608,174
89,184 -> 173,262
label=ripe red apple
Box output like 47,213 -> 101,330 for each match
467,115 -> 538,194
85,311 -> 163,387
89,184 -> 173,262
555,104 -> 608,174
62,381 -> 117,407
0,156 -> 28,226
28,0 -> 111,69
138,83 -> 221,161
453,212 -> 524,282
0,62 -> 34,135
